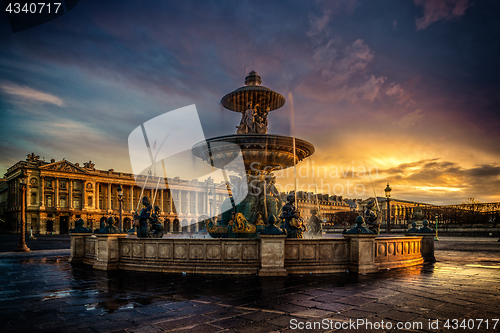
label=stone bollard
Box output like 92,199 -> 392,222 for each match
94,234 -> 128,270
69,233 -> 90,263
259,235 -> 287,276
342,234 -> 378,274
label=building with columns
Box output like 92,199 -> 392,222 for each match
360,197 -> 433,226
282,191 -> 351,222
0,153 -> 229,234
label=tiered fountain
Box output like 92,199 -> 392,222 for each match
70,71 -> 433,275
192,71 -> 315,238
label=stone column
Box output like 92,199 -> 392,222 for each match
259,235 -> 287,276
95,182 -> 99,210
205,189 -> 209,214
169,190 -> 173,214
193,191 -> 198,215
107,183 -> 112,211
39,176 -> 45,209
160,189 -> 164,213
186,191 -> 190,215
82,181 -> 87,209
130,185 -> 134,212
342,234 -> 378,274
55,178 -> 59,208
216,194 -> 221,215
69,179 -> 73,209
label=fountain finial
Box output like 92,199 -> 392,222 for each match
245,70 -> 262,86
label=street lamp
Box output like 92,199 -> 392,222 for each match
434,213 -> 439,241
384,183 -> 392,234
15,177 -> 30,252
117,184 -> 124,231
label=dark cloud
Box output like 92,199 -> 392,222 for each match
1,0 -> 499,205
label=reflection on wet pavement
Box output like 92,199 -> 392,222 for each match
0,238 -> 499,332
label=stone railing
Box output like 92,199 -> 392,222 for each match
70,233 -> 434,276
374,236 -> 424,270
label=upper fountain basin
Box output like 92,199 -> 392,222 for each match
191,134 -> 315,173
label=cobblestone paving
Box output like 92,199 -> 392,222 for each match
0,237 -> 499,332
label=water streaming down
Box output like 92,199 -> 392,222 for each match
288,92 -> 298,207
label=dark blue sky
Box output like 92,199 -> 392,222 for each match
1,0 -> 499,204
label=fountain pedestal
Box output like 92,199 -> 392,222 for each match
69,233 -> 89,263
259,235 -> 287,276
343,234 -> 379,274
94,234 -> 128,270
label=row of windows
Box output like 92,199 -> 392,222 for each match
40,195 -> 143,210
44,179 -> 82,190
43,195 -> 83,209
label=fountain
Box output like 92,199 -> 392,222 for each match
70,71 -> 434,275
192,71 -> 314,238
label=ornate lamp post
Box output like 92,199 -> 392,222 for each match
15,177 -> 30,252
384,183 -> 392,234
434,213 -> 439,241
117,184 -> 124,231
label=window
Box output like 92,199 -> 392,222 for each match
31,193 -> 37,205
73,197 -> 80,209
60,180 -> 67,190
60,195 -> 66,208
46,195 -> 53,207
99,199 -> 103,209
73,181 -> 80,190
88,196 -> 93,207
45,179 -> 52,188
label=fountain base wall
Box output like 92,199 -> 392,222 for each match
70,234 -> 432,275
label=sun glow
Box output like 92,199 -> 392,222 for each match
413,186 -> 461,192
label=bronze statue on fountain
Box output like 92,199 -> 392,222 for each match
281,193 -> 307,238
364,200 -> 381,234
135,196 -> 164,238
192,71 -> 315,238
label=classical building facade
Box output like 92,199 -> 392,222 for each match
360,197 -> 433,225
287,191 -> 351,222
1,154 -> 229,234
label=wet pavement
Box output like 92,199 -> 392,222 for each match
0,234 -> 70,252
0,236 -> 499,332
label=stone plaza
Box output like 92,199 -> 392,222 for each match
1,236 -> 499,332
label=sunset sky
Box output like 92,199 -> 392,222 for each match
1,0 -> 499,205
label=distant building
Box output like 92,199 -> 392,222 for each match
280,191 -> 351,222
343,198 -> 362,211
360,197 -> 433,225
0,153 -> 228,234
